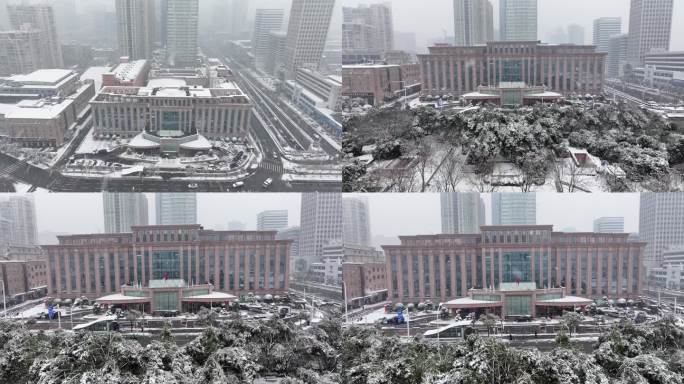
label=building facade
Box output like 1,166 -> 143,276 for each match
0,195 -> 37,246
103,193 -> 149,234
45,225 -> 292,299
383,225 -> 645,305
342,244 -> 386,306
632,51 -> 684,89
593,17 -> 622,53
499,0 -> 537,41
342,3 -> 394,63
608,34 -> 629,78
227,0 -> 249,39
649,246 -> 684,290
164,0 -> 199,67
102,58 -> 149,87
441,192 -> 485,235
266,31 -> 287,76
7,5 -> 64,68
639,193 -> 684,270
90,81 -> 252,139
0,259 -> 48,302
276,226 -> 300,268
453,0 -> 493,46
627,0 -> 674,66
155,193 -> 197,225
115,0 -> 156,60
299,193 -> 342,268
492,193 -> 536,225
593,217 -> 625,233
283,0 -> 335,79
567,24 -> 585,45
342,197 -> 371,247
0,28 -> 43,76
293,68 -> 342,111
342,63 -> 419,107
418,41 -> 606,97
253,9 -> 285,71
256,210 -> 289,232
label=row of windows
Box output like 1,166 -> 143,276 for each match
49,246 -> 288,294
389,249 -> 640,299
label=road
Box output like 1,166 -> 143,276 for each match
0,150 -> 339,192
206,43 -> 341,159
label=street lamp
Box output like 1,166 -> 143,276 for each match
0,279 -> 6,318
341,280 -> 348,324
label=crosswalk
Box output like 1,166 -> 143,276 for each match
259,161 -> 283,174
0,160 -> 22,177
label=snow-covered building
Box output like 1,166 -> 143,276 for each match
90,80 -> 252,143
96,278 -> 236,314
383,225 -> 646,310
444,282 -> 593,318
0,69 -> 94,147
462,82 -> 562,106
102,58 -> 149,87
419,41 -> 606,98
44,225 -> 292,300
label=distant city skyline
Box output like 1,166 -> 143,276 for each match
16,193 -> 301,237
338,0 -> 684,52
350,193 -> 641,243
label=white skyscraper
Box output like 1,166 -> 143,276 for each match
627,0 -> 674,66
257,210 -> 289,232
453,0 -> 493,46
0,195 -> 37,246
593,217 -> 625,233
299,193 -> 342,268
155,193 -> 197,225
342,197 -> 371,247
7,4 -> 64,68
283,0 -> 335,79
277,226 -> 301,268
227,220 -> 246,230
440,193 -> 485,234
103,193 -> 149,233
593,17 -> 622,53
491,193 -> 536,226
116,0 -> 156,59
228,0 -> 249,39
499,0 -> 537,41
0,28 -> 43,76
639,193 -> 684,270
253,9 -> 285,70
567,24 -> 585,45
608,33 -> 629,77
342,3 -> 394,54
164,0 -> 198,67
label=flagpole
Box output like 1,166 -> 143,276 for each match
407,309 -> 410,337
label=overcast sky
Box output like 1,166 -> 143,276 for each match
348,193 -> 641,243
11,193 -> 301,235
340,0 -> 684,52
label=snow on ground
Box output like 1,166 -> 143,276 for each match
76,129 -> 120,155
14,303 -> 48,318
352,307 -> 394,324
13,182 -> 33,193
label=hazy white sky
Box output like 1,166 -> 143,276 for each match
348,193 -> 641,240
15,193 -> 302,235
340,0 -> 684,53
